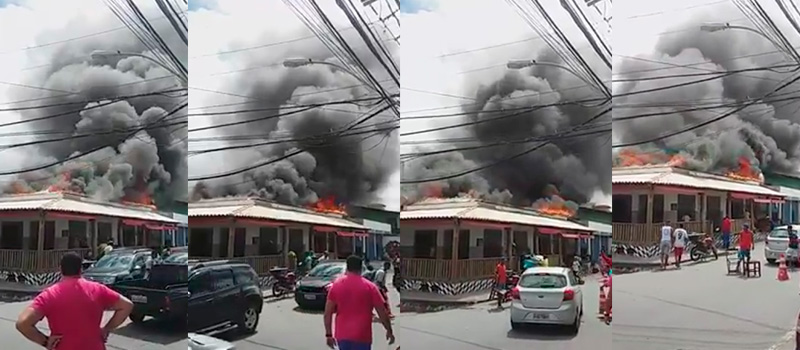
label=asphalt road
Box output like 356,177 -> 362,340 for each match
0,300 -> 186,350
614,242 -> 800,350
222,276 -> 611,350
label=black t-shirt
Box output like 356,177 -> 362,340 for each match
789,232 -> 799,249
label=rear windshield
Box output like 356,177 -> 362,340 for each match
771,229 -> 791,238
519,273 -> 568,289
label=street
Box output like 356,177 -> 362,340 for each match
614,242 -> 800,350
222,277 -> 611,350
0,300 -> 186,350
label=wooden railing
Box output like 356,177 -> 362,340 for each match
232,255 -> 283,275
402,258 -> 497,281
0,249 -> 92,272
613,221 -> 708,245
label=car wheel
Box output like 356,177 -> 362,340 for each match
129,313 -> 145,324
767,258 -> 776,265
238,303 -> 260,334
569,310 -> 581,334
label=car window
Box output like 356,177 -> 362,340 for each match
164,253 -> 188,263
93,253 -> 134,269
233,267 -> 255,285
567,271 -> 578,286
308,264 -> 345,278
771,229 -> 790,238
519,273 -> 568,289
211,269 -> 235,290
132,254 -> 150,268
189,273 -> 214,294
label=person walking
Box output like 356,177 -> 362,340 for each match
660,221 -> 674,270
494,259 -> 508,308
324,255 -> 395,350
373,261 -> 394,318
15,252 -> 134,350
673,223 -> 688,269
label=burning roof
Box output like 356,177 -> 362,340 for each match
189,197 -> 366,230
401,197 -> 593,232
612,166 -> 781,197
0,192 -> 178,223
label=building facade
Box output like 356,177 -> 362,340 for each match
613,166 -> 784,258
0,192 -> 178,285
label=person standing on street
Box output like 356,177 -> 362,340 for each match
494,259 -> 508,308
736,224 -> 755,272
15,252 -> 134,350
660,221 -> 674,270
721,216 -> 732,251
324,255 -> 395,350
373,261 -> 394,318
673,224 -> 688,269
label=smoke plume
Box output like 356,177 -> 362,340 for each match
190,14 -> 400,207
402,48 -> 611,207
3,12 -> 188,208
613,10 -> 800,176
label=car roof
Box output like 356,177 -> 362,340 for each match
521,266 -> 570,275
108,247 -> 152,254
774,225 -> 800,230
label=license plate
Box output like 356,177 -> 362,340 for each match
131,295 -> 148,304
304,294 -> 316,300
528,313 -> 549,320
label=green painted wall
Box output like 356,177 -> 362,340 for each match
348,205 -> 399,234
764,172 -> 800,189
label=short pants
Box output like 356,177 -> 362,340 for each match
337,340 -> 371,350
660,241 -> 672,257
673,247 -> 684,259
738,248 -> 751,260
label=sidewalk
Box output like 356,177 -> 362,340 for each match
615,250 -> 736,274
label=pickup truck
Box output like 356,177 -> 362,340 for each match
115,261 -> 188,324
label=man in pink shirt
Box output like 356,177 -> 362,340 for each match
15,252 -> 133,350
324,255 -> 395,350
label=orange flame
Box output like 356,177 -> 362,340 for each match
726,157 -> 761,182
420,183 -> 443,198
616,149 -> 685,167
47,172 -> 72,193
9,181 -> 33,194
309,196 -> 347,215
533,199 -> 576,218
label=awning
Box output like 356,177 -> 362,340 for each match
561,233 -> 592,239
122,219 -> 148,226
753,198 -> 785,204
47,212 -> 96,221
538,227 -> 563,235
144,223 -> 176,231
234,218 -> 284,227
336,231 -> 369,238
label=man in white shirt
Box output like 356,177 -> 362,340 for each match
660,221 -> 673,270
673,223 -> 688,269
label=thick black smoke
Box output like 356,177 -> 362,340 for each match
3,12 -> 188,208
402,49 -> 611,207
613,9 -> 800,175
191,22 -> 399,206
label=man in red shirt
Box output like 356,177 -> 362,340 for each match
324,255 -> 394,350
736,224 -> 754,273
721,216 -> 732,251
495,259 -> 507,308
15,252 -> 133,350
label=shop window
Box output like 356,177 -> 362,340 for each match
188,228 -> 213,257
442,229 -> 453,259
288,229 -> 304,255
258,227 -> 279,255
67,221 -> 88,248
0,221 -> 23,249
537,232 -> 553,255
233,228 -> 246,257
513,231 -> 529,255
97,222 -> 113,246
413,230 -> 436,258
482,229 -> 503,258
731,199 -> 745,219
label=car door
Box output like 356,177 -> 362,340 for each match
188,272 -> 218,332
210,269 -> 239,325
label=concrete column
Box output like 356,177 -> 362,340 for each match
227,226 -> 235,258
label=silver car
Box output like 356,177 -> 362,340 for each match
765,226 -> 799,264
509,267 -> 584,333
188,333 -> 236,350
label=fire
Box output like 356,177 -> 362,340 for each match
534,202 -> 576,218
47,173 -> 72,193
726,157 -> 761,182
9,181 -> 33,194
420,183 -> 443,198
122,193 -> 155,206
616,149 -> 685,167
309,196 -> 347,215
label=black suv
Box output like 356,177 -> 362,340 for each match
84,248 -> 153,286
188,261 -> 263,336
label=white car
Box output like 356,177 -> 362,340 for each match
765,226 -> 800,264
188,333 -> 236,350
509,266 -> 584,333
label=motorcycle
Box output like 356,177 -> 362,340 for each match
688,233 -> 718,261
269,267 -> 297,297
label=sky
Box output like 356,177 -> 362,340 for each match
612,0 -> 800,174
400,0 -> 611,206
0,0 -> 189,203
188,0 -> 401,210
